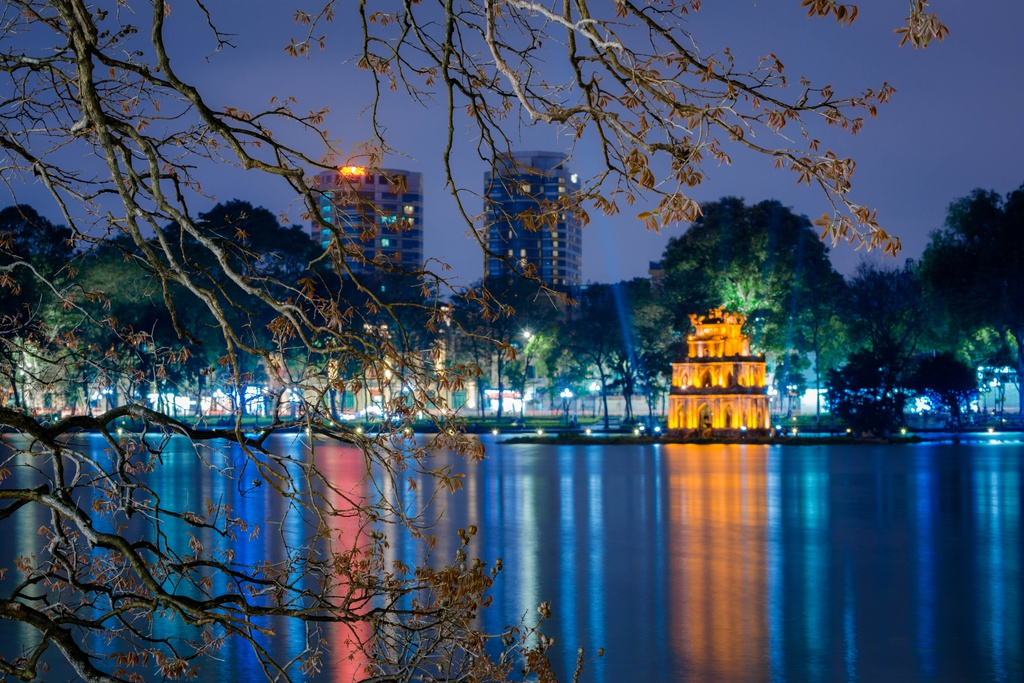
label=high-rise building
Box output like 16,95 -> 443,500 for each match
484,151 -> 582,288
313,167 -> 424,274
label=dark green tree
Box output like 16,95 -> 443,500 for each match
846,262 -> 923,356
0,205 -> 74,408
827,262 -> 924,433
560,284 -> 623,430
773,352 -> 810,418
827,348 -> 906,434
907,352 -> 978,428
625,279 -> 676,425
919,185 -> 1024,400
660,197 -> 847,358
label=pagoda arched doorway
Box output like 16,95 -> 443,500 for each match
698,404 -> 713,429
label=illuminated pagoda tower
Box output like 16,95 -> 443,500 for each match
668,307 -> 769,432
313,166 -> 424,274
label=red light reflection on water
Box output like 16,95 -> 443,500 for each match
315,444 -> 372,682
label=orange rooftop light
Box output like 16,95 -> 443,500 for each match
339,165 -> 366,176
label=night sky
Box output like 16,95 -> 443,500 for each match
5,0 -> 1023,284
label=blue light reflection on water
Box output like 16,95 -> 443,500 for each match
913,449 -> 937,680
972,448 -> 1021,682
585,448 -> 605,683
558,448 -> 578,677
767,449 -> 786,683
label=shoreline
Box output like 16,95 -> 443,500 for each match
497,430 -> 1024,446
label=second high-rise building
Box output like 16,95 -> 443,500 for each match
484,151 -> 582,289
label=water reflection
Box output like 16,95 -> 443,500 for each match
973,449 -> 1021,682
3,437 -> 1023,682
913,450 -> 937,679
409,440 -> 1022,683
666,445 -> 769,680
315,443 -> 371,683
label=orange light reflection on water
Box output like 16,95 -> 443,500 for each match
666,445 -> 769,679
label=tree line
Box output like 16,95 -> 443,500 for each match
452,186 -> 1023,435
7,184 -> 1021,437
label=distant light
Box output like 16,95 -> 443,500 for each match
585,428 -> 592,436
570,173 -> 578,183
739,426 -> 747,432
339,165 -> 366,176
988,427 -> 995,433
775,424 -> 782,431
654,426 -> 662,434
791,428 -> 798,436
633,428 -> 640,436
536,428 -> 544,436
491,428 -> 499,435
560,388 -> 574,399
900,427 -> 907,435
846,428 -> 852,434
356,427 -> 364,435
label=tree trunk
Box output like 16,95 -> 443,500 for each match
10,375 -> 21,411
495,352 -> 504,421
476,377 -> 485,419
1013,326 -> 1024,425
601,386 -> 610,430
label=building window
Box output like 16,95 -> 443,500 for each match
381,238 -> 391,247
403,204 -> 415,215
322,205 -> 331,213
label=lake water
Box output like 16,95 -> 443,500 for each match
2,435 -> 1021,682
414,437 -> 1023,683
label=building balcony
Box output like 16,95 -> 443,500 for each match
669,385 -> 768,396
